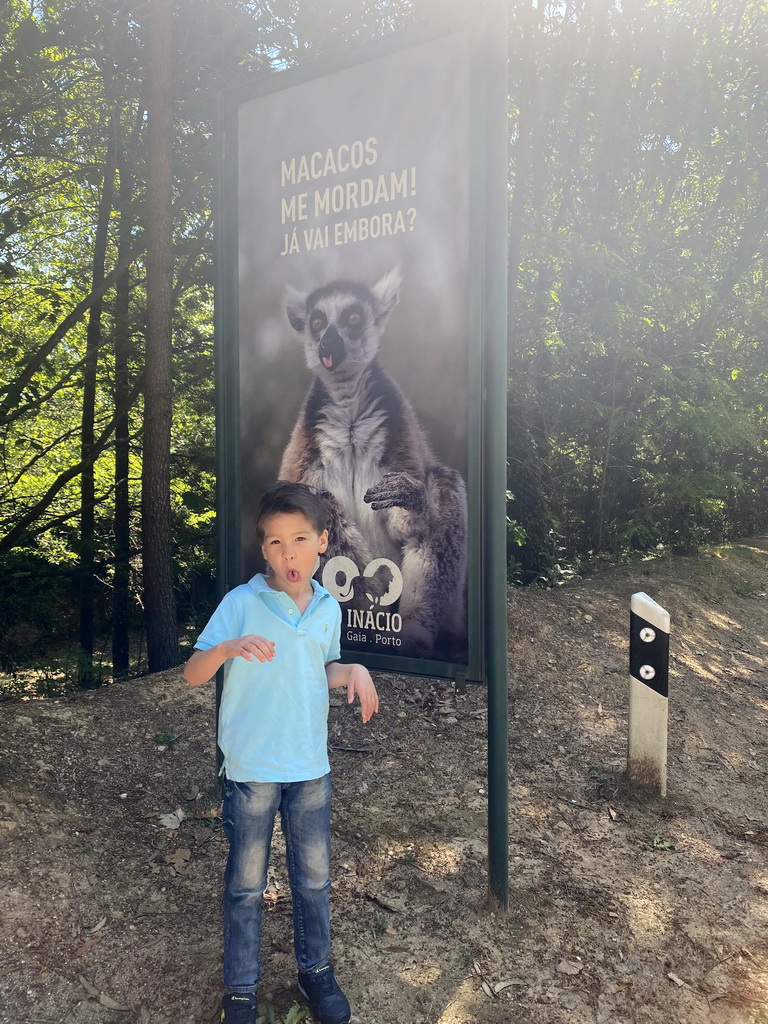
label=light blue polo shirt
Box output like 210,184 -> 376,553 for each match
194,574 -> 341,783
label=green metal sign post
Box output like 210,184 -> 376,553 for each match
479,0 -> 509,909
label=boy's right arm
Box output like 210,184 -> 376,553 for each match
183,634 -> 276,686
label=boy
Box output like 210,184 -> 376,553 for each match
184,482 -> 379,1024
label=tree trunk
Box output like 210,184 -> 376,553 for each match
112,129 -> 133,679
142,0 -> 178,672
79,97 -> 118,686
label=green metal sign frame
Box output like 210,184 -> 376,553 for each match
214,6 -> 508,905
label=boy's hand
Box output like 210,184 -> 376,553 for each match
221,634 -> 276,663
346,663 -> 379,723
184,634 -> 275,686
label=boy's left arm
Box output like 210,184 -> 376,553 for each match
326,661 -> 379,723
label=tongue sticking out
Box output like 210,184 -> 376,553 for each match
318,328 -> 345,372
287,568 -> 300,583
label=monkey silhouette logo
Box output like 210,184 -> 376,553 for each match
350,563 -> 395,610
279,268 -> 467,660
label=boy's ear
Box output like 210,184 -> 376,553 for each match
318,530 -> 329,553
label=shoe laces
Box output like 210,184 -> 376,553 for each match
304,965 -> 337,997
314,967 -> 336,994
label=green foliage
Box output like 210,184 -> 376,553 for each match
2,0 -> 768,668
263,1004 -> 309,1024
0,550 -> 75,676
508,0 -> 768,578
645,835 -> 676,853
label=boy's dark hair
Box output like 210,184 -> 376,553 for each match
254,481 -> 328,542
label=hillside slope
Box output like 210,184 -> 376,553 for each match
1,540 -> 767,1024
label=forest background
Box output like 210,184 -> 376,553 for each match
1,0 -> 766,692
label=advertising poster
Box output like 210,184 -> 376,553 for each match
234,34 -> 471,670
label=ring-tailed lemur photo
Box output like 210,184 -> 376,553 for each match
279,268 -> 467,659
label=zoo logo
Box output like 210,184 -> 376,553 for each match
322,556 -> 403,608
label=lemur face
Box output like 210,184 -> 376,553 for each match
286,269 -> 402,376
303,283 -> 376,373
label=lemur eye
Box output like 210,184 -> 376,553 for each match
310,313 -> 326,333
347,312 -> 362,327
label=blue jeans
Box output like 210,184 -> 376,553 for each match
221,774 -> 332,994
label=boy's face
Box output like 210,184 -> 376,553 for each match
260,511 -> 328,597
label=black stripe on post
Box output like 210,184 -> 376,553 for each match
629,611 -> 669,698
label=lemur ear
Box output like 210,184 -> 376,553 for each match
285,284 -> 308,333
371,266 -> 403,327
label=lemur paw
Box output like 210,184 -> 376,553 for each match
364,472 -> 427,515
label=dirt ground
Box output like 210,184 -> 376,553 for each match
1,539 -> 767,1024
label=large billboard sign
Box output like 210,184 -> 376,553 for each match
217,26 -> 502,682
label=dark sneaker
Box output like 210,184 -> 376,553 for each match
297,964 -> 351,1024
220,992 -> 258,1024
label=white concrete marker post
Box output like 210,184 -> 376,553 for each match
628,592 -> 670,796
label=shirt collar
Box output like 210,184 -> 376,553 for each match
247,573 -> 331,603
